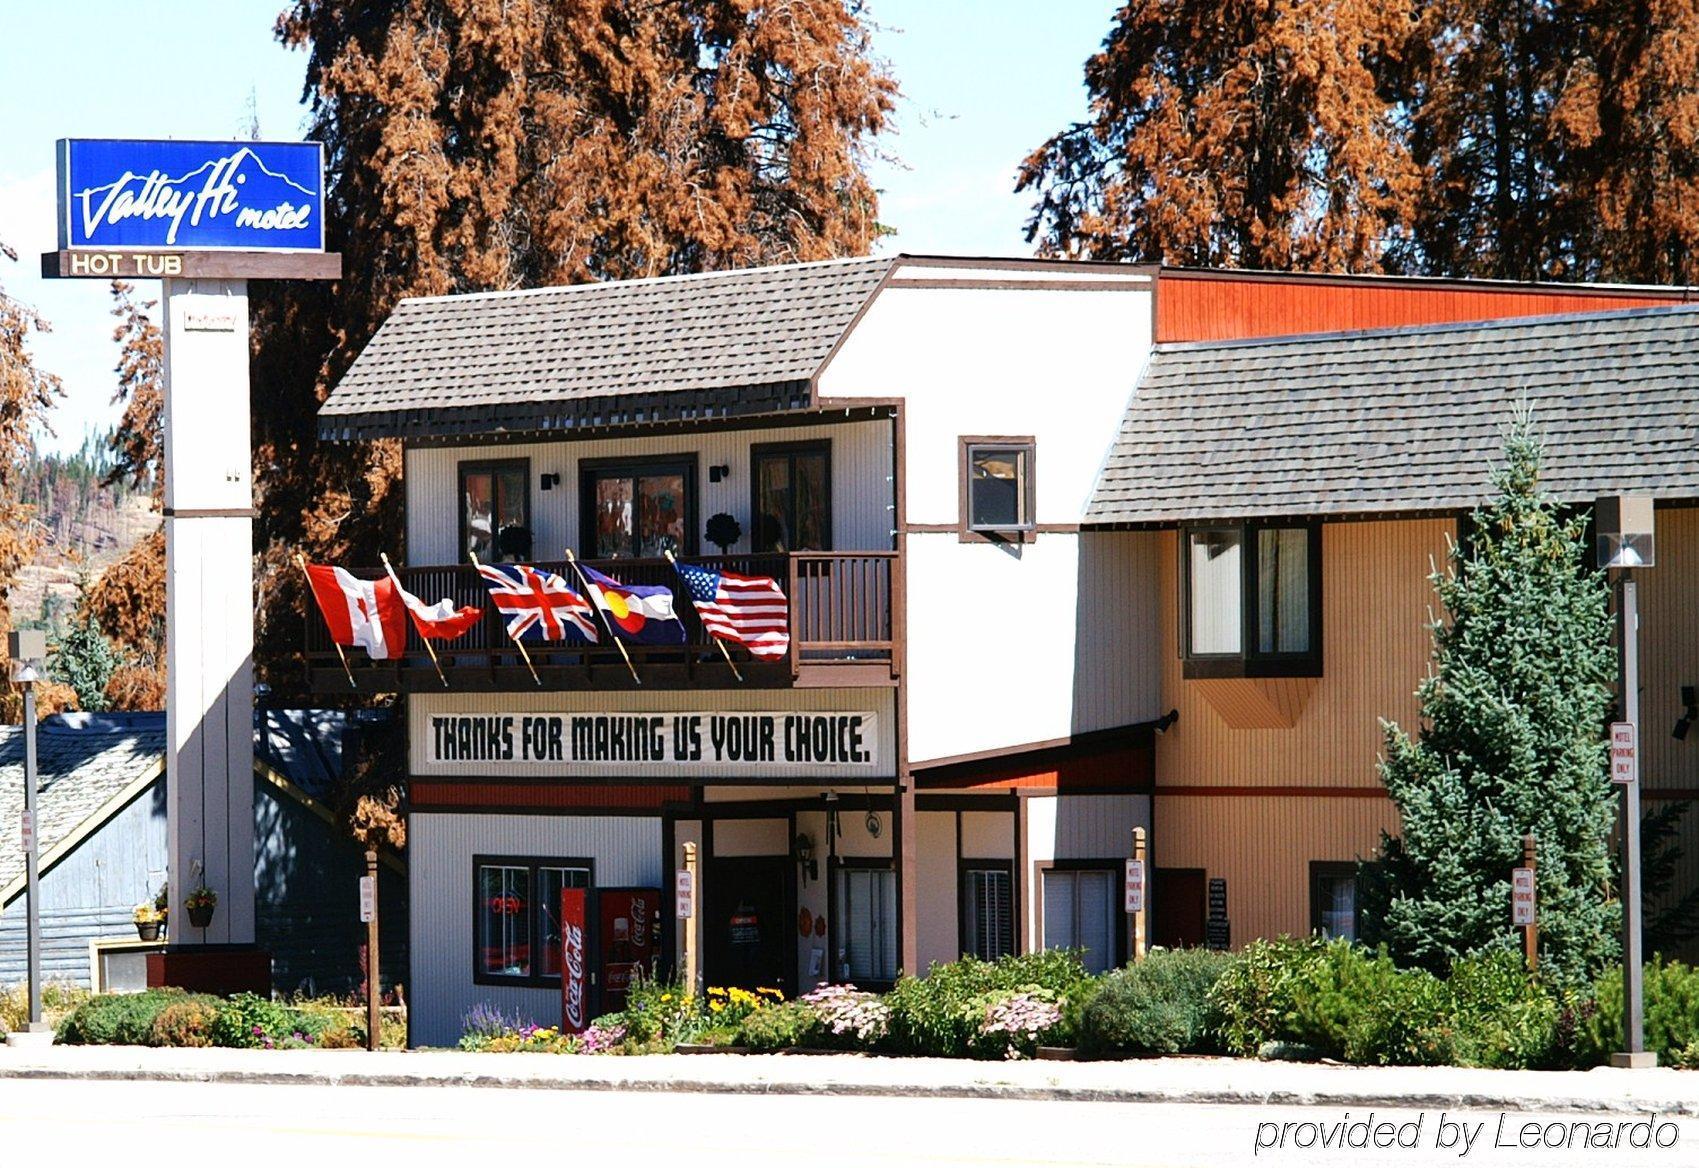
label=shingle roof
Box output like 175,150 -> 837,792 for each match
0,713 -> 165,895
318,255 -> 896,441
1087,305 -> 1699,524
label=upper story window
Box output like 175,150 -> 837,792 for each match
1183,522 -> 1321,677
461,459 -> 530,563
581,455 -> 694,559
960,437 -> 1035,539
752,441 -> 831,552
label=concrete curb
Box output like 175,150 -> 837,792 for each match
0,1060 -> 1693,1114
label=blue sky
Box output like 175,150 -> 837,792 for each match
0,1 -> 1115,453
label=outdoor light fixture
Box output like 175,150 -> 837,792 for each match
1154,708 -> 1180,734
708,464 -> 731,483
1674,686 -> 1697,741
538,472 -> 561,491
1596,494 -> 1656,1068
793,833 -> 818,885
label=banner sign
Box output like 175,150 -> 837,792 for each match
599,888 -> 660,1012
560,887 -> 589,1034
57,139 -> 325,252
427,710 -> 879,774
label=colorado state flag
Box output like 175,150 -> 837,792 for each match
576,564 -> 688,645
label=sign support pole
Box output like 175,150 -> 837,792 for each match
680,841 -> 699,994
1613,576 -> 1652,1067
1519,833 -> 1538,972
363,849 -> 380,1051
1129,826 -> 1147,963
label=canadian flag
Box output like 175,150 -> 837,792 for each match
304,564 -> 408,660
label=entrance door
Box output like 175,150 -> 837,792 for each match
1152,867 -> 1207,949
704,855 -> 792,994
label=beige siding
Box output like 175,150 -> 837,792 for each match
403,419 -> 894,566
916,812 -> 959,971
1155,796 -> 1401,944
713,819 -> 787,857
1157,518 -> 1452,793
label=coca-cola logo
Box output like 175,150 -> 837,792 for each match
563,921 -> 586,1029
630,895 -> 650,950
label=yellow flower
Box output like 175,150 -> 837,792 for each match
660,993 -> 673,1002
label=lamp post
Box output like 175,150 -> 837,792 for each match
7,629 -> 50,1048
1596,495 -> 1656,1069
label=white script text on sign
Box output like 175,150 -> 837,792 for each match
1124,858 -> 1145,914
1611,721 -> 1637,785
427,711 -> 879,774
1512,866 -> 1536,926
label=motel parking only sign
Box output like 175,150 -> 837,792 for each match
57,139 -> 325,252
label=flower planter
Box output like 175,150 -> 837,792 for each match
135,921 -> 161,942
1036,1046 -> 1077,1061
186,905 -> 215,929
674,1043 -> 749,1055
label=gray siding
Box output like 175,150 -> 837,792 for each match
254,785 -> 408,997
408,812 -> 662,1048
0,783 -> 168,988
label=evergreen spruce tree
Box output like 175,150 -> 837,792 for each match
49,576 -> 125,714
1361,420 -> 1620,985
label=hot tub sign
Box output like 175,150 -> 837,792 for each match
57,139 -> 325,251
427,710 -> 880,775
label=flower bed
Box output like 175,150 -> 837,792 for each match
54,989 -> 407,1050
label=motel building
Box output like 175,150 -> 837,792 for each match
311,256 -> 1699,1046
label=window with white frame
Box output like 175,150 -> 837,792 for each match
835,865 -> 897,982
1041,867 -> 1117,974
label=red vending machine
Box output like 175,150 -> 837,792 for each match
598,887 -> 661,1013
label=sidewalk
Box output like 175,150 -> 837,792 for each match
0,1043 -> 1693,1112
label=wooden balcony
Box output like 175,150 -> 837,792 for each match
305,552 -> 896,692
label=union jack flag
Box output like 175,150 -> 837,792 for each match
475,562 -> 599,644
672,560 -> 790,661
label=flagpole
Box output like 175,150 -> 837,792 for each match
665,550 -> 744,683
380,552 -> 448,689
295,552 -> 357,689
565,548 -> 642,687
470,552 -> 542,687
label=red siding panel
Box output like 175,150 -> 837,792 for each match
1154,274 -> 1690,343
413,780 -> 688,812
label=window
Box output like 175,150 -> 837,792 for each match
751,442 -> 831,552
1310,862 -> 1360,942
581,457 -> 694,559
1041,867 -> 1118,974
474,856 -> 591,984
961,863 -> 1014,961
460,460 -> 529,563
1182,522 -> 1321,676
960,437 -> 1035,537
835,865 -> 897,983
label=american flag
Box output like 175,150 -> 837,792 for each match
673,560 -> 790,661
475,562 -> 599,644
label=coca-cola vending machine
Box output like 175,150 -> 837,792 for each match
560,887 -> 589,1034
598,887 -> 661,1013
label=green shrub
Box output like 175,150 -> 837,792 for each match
1077,948 -> 1234,1058
1209,937 -> 1453,1065
737,1000 -> 819,1051
963,987 -> 1067,1060
884,950 -> 1090,1057
210,992 -> 305,1049
147,995 -> 224,1047
621,973 -> 702,1045
1573,958 -> 1699,1068
58,989 -> 185,1046
1447,949 -> 1562,1069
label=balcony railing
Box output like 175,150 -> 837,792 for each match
305,552 -> 895,690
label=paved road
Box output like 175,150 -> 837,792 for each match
0,1078 -> 1690,1167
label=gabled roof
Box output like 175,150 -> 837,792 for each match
0,712 -> 165,895
1086,305 -> 1699,525
318,255 -> 897,441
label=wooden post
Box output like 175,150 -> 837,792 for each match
681,841 -> 699,994
364,848 -> 381,1051
1522,832 -> 1538,973
1131,826 -> 1148,964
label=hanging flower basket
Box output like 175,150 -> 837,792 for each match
185,884 -> 218,929
135,920 -> 161,941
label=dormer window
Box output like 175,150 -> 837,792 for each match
1182,522 -> 1321,677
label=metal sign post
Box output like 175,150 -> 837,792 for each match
7,630 -> 49,1046
362,852 -> 380,1051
